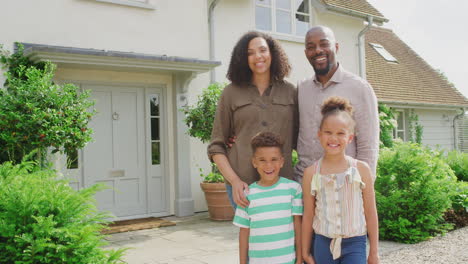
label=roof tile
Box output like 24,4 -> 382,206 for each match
365,27 -> 468,107
322,0 -> 385,18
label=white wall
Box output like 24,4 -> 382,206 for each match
0,0 -> 209,58
415,109 -> 458,150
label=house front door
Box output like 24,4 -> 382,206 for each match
83,84 -> 148,218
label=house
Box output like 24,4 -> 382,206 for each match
2,0 -> 463,220
365,26 -> 468,151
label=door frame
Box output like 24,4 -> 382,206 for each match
61,80 -> 171,220
144,85 -> 170,217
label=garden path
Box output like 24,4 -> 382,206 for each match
105,212 -> 467,264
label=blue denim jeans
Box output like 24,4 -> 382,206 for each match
225,184 -> 237,210
314,234 -> 366,264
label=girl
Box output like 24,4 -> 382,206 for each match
301,96 -> 379,264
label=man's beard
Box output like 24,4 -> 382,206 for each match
313,63 -> 331,76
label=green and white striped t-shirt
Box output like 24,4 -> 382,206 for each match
233,177 -> 303,264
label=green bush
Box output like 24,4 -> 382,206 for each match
444,181 -> 468,228
376,142 -> 457,243
0,44 -> 95,164
183,82 -> 224,143
0,161 -> 125,263
444,150 -> 468,182
378,104 -> 397,148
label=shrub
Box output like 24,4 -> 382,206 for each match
0,44 -> 95,164
378,104 -> 397,148
183,82 -> 224,143
376,142 -> 457,243
444,181 -> 468,229
0,161 -> 125,263
444,150 -> 468,182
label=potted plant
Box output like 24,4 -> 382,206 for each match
199,169 -> 235,220
183,83 -> 234,220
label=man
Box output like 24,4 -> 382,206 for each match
295,25 -> 379,182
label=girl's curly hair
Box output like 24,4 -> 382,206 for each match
226,31 -> 291,86
320,96 -> 356,132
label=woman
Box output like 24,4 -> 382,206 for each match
208,31 -> 298,208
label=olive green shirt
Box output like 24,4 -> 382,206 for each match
207,81 -> 298,185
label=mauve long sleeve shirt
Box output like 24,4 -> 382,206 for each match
294,65 -> 379,181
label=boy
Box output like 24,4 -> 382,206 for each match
233,132 -> 303,264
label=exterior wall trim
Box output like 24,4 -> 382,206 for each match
95,0 -> 155,10
380,100 -> 468,111
22,43 -> 220,73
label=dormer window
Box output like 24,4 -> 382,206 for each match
255,0 -> 311,37
370,43 -> 398,63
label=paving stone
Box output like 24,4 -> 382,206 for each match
107,212 -> 467,264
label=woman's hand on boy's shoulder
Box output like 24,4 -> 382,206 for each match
232,179 -> 250,207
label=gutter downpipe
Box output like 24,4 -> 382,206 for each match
357,16 -> 373,78
209,0 -> 221,84
453,108 -> 466,150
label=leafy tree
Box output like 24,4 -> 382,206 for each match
0,44 -> 95,164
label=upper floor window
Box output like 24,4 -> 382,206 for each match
256,0 -> 311,37
370,43 -> 398,63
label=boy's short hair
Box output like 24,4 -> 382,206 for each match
251,132 -> 284,153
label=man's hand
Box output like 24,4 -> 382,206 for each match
232,179 -> 249,207
226,136 -> 237,148
303,254 -> 315,264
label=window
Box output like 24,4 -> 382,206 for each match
255,0 -> 311,37
66,150 -> 79,169
149,94 -> 161,165
393,110 -> 406,140
370,43 -> 398,63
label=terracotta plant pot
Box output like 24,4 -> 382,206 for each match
200,182 -> 234,221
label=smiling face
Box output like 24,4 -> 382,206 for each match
304,28 -> 339,76
318,114 -> 354,156
247,37 -> 272,77
252,146 -> 284,186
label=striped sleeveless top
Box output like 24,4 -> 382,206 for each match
311,156 -> 367,259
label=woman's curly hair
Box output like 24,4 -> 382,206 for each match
226,31 -> 291,86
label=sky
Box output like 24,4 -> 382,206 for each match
367,0 -> 468,98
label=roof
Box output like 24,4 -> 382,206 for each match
320,0 -> 387,22
365,27 -> 468,108
21,43 -> 220,73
